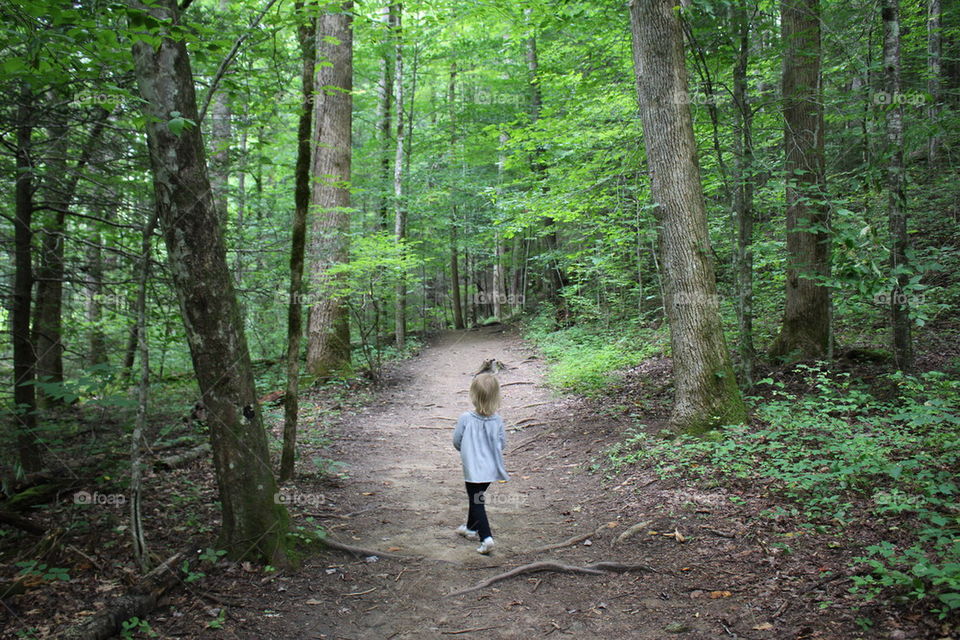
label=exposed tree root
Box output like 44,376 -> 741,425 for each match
321,538 -> 406,559
446,560 -> 654,597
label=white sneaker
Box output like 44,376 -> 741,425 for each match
456,525 -> 479,540
477,537 -> 495,554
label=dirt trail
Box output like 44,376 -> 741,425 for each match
238,327 -> 814,639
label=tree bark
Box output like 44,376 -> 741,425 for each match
306,1 -> 353,377
393,3 -> 407,349
130,212 -> 159,572
13,83 -> 42,473
376,3 -> 397,231
210,0 -> 232,226
281,0 -> 316,482
448,62 -> 465,330
629,0 -> 747,434
128,0 -> 289,563
732,1 -> 755,386
927,0 -> 941,164
770,0 -> 832,361
883,0 -> 913,370
85,232 -> 109,367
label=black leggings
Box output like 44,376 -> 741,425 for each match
465,482 -> 492,541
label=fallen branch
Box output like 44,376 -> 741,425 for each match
500,381 -> 534,387
0,510 -> 45,536
446,560 -> 654,597
154,443 -> 211,470
56,550 -> 185,640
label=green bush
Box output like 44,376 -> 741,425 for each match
608,366 -> 960,617
524,313 -> 665,394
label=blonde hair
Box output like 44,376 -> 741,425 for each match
470,373 -> 501,417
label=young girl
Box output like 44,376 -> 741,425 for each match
452,372 -> 509,554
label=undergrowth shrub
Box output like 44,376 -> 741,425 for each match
524,313 -> 666,394
607,365 -> 960,617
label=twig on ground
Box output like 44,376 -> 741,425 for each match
507,421 -> 546,432
509,428 -> 557,454
614,520 -> 652,545
343,587 -> 377,596
446,561 -> 654,597
527,524 -> 609,554
501,381 -> 535,387
441,627 -> 499,635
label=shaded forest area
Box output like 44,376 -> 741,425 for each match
1,0 -> 959,637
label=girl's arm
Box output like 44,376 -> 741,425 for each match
453,414 -> 465,451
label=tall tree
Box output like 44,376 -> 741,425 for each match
12,83 -> 42,473
376,3 -> 398,231
629,0 -> 747,433
927,0 -> 942,164
281,0 -> 317,482
393,2 -> 407,348
883,0 -> 913,370
731,0 -> 756,386
306,1 -> 354,376
448,61 -> 465,330
128,0 -> 289,563
770,0 -> 832,361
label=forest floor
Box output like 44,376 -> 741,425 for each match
8,325 -> 950,639
138,324 -> 936,640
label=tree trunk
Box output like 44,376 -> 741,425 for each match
927,0 -> 941,164
447,63 -> 465,330
393,3 -> 407,349
883,0 -> 914,370
629,0 -> 747,434
33,105 -> 109,407
306,1 -> 353,377
732,1 -> 755,386
281,0 -> 316,482
13,83 -> 42,473
85,230 -> 108,366
770,0 -> 832,361
130,212 -> 159,572
210,0 -> 232,226
376,3 -> 398,231
129,0 -> 289,564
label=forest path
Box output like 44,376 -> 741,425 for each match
248,325 -> 739,639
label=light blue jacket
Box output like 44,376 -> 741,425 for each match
453,411 -> 510,483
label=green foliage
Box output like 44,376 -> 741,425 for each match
525,312 -> 666,394
121,617 -> 158,639
608,366 -> 960,615
15,561 -> 70,582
